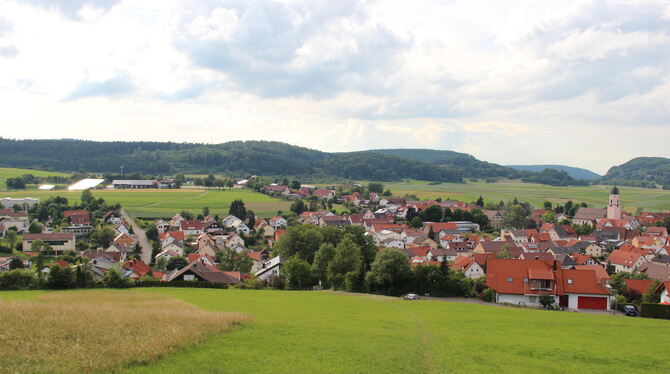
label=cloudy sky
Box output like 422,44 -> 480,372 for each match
1,0 -> 669,174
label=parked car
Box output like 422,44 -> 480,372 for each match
622,305 -> 637,316
403,293 -> 420,300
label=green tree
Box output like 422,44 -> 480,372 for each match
290,200 -> 307,215
166,256 -> 189,271
539,294 -> 556,310
368,182 -> 384,193
476,196 -> 484,207
328,237 -> 361,290
423,205 -> 443,222
541,211 -> 556,223
283,257 -> 313,290
104,268 -> 133,288
409,216 -> 423,229
46,265 -> 75,289
247,210 -> 256,230
312,243 -> 336,288
28,222 -> 43,234
8,257 -> 24,269
202,206 -> 210,217
290,180 -> 301,190
228,199 -> 247,220
156,256 -> 167,271
5,230 -> 17,250
216,250 -> 253,273
642,280 -> 661,303
90,227 -> 116,248
274,225 -> 324,263
81,189 -> 94,205
365,249 -> 412,296
145,224 -> 159,242
543,201 -> 553,210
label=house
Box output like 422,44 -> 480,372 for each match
449,256 -> 484,279
180,220 -> 204,236
426,248 -> 457,262
637,262 -> 670,280
22,233 -> 75,255
0,198 -> 39,209
230,220 -> 250,235
583,243 -> 604,257
646,227 -> 669,238
487,259 -> 611,310
247,250 -> 270,273
572,265 -> 610,282
268,216 -> 287,229
313,189 -> 335,200
319,216 -> 350,228
155,220 -> 170,233
473,241 -> 522,258
165,260 -> 239,284
155,249 -> 182,262
606,250 -> 645,273
113,233 -> 135,249
655,281 -> 670,304
501,229 -> 529,243
625,279 -> 655,296
484,210 -> 506,229
572,208 -> 607,227
262,185 -> 291,196
632,236 -> 666,249
255,256 -> 286,281
187,253 -> 216,266
121,258 -> 151,279
112,180 -> 158,189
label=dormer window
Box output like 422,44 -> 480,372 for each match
567,279 -> 573,284
507,277 -> 513,283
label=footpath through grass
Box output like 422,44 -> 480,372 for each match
112,288 -> 669,374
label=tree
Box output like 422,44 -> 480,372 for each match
104,268 -> 133,288
202,206 -> 210,217
539,294 -> 556,310
368,182 -> 384,193
290,180 -> 301,190
504,204 -> 529,228
424,205 -> 443,222
541,211 -> 556,223
46,265 -> 75,289
409,216 -> 423,229
543,201 -> 553,210
328,237 -> 361,290
274,225 -> 324,263
228,199 -> 247,220
312,243 -> 336,288
156,256 -> 167,271
247,210 -> 256,230
365,249 -> 412,296
90,227 -> 116,248
290,200 -> 307,215
642,280 -> 661,303
428,226 -> 436,241
145,224 -> 159,242
81,189 -> 94,205
28,222 -> 43,234
476,196 -> 484,207
166,256 -> 189,271
8,257 -> 24,269
5,230 -> 17,250
6,177 -> 25,189
283,257 -> 313,290
216,250 -> 253,273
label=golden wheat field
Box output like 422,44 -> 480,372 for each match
0,290 -> 249,374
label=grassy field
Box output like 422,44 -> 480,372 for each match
0,188 -> 291,218
0,167 -> 70,189
2,288 -> 666,373
0,290 -> 247,374
375,179 -> 670,211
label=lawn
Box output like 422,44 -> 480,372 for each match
375,179 -> 670,211
2,288 -> 663,374
0,188 -> 291,218
0,167 -> 70,189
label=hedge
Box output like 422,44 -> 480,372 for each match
640,303 -> 670,319
135,280 -> 229,289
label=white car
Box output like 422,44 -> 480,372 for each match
403,293 -> 420,300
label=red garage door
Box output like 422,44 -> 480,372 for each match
578,296 -> 607,310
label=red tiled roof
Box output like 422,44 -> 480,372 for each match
160,231 -> 185,241
23,233 -> 74,240
607,250 -> 642,266
625,279 -> 654,295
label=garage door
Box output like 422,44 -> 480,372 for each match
577,296 -> 607,310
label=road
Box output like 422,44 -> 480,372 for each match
120,208 -> 152,264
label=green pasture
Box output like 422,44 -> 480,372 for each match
0,188 -> 290,218
0,167 -> 70,189
375,179 -> 670,211
2,288 -> 667,373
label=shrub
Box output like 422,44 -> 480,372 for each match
45,266 -> 75,289
103,269 -> 134,288
266,275 -> 284,290
135,280 -> 229,289
0,269 -> 37,290
480,288 -> 495,302
234,278 -> 264,290
539,294 -> 557,310
640,303 -> 670,319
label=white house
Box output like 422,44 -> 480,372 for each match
255,256 -> 286,281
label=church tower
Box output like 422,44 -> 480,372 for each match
607,186 -> 622,220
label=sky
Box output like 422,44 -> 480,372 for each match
0,0 -> 669,174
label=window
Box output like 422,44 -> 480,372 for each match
507,277 -> 513,283
567,279 -> 573,284
524,278 -> 528,283
183,274 -> 194,281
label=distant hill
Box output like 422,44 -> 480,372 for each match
600,157 -> 670,188
0,139 -> 592,185
506,165 -> 600,180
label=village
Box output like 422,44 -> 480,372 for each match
1,181 -> 670,316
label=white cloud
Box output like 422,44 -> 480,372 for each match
0,0 -> 668,174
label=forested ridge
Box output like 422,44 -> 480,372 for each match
0,138 -> 589,185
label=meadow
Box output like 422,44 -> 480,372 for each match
0,290 -> 248,374
377,179 -> 670,211
0,188 -> 291,218
0,167 -> 70,189
2,288 -> 667,373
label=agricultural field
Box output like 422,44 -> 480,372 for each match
0,188 -> 291,218
1,288 -> 668,373
375,179 -> 670,211
0,167 -> 70,189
